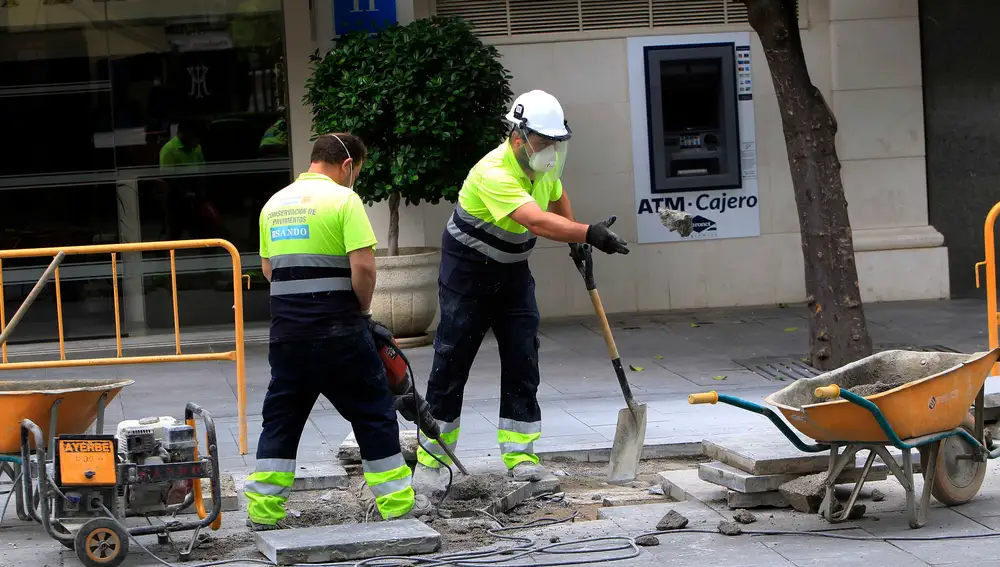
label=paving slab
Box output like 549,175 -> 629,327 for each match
338,429 -> 417,462
726,489 -> 790,509
255,519 -> 441,565
538,442 -> 703,463
291,462 -> 349,491
596,500 -> 726,532
863,507 -> 998,565
698,460 -> 889,493
757,528 -> 922,566
703,437 -> 853,476
177,474 -> 240,515
0,547 -> 62,567
658,468 -> 727,504
602,493 -> 671,507
639,530 -> 797,566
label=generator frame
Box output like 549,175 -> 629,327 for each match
17,401 -> 223,567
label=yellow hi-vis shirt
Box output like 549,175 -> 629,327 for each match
259,172 -> 377,341
443,141 -> 563,265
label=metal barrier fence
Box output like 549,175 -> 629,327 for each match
977,203 -> 1000,377
0,239 -> 249,454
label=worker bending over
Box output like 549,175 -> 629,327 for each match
413,90 -> 630,493
245,134 -> 431,529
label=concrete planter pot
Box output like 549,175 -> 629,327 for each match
371,246 -> 440,345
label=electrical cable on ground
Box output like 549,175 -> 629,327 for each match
30,489 -> 1000,567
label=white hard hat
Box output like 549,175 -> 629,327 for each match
504,90 -> 572,141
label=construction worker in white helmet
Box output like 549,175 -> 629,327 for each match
411,90 -> 629,493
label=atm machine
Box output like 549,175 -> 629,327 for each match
629,33 -> 758,244
645,43 -> 745,194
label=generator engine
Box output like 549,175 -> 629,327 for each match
115,416 -> 197,514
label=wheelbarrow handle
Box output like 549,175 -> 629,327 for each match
688,392 -> 719,405
688,392 -> 829,453
814,385 -> 841,399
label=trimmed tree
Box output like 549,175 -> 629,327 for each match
304,16 -> 514,255
739,0 -> 872,370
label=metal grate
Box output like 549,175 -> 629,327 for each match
737,344 -> 960,381
734,356 -> 821,381
874,343 -> 959,353
435,0 -> 764,37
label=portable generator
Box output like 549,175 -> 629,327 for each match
18,402 -> 223,567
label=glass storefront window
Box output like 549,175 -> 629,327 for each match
0,0 -> 288,344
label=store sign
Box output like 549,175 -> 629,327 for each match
333,0 -> 396,36
627,32 -> 760,244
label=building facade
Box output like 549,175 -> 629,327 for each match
0,0 -> 976,342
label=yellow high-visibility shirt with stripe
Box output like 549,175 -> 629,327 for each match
258,171 -> 377,342
441,141 -> 562,293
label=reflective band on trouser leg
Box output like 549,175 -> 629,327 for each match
363,454 -> 415,519
415,419 -> 460,468
245,458 -> 296,525
498,418 -> 541,469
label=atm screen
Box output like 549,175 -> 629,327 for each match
659,58 -> 723,133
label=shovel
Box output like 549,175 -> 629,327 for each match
570,243 -> 648,484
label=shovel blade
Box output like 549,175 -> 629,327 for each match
606,403 -> 648,484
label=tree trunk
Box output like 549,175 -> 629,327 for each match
387,192 -> 400,256
741,0 -> 872,370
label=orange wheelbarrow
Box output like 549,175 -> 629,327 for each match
689,349 -> 1000,529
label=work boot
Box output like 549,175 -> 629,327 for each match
411,463 -> 450,497
399,494 -> 435,520
509,461 -> 549,482
246,518 -> 290,532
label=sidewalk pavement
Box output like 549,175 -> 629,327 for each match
0,298 -> 993,475
3,298 -> 1000,566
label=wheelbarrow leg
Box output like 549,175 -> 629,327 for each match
823,444 -> 871,523
11,461 -> 28,521
901,448 -> 920,528
913,440 -> 941,529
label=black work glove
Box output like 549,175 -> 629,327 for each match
586,216 -> 630,255
569,243 -> 590,264
365,315 -> 394,345
393,392 -> 432,426
393,394 -> 420,423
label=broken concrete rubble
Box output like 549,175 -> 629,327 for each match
339,429 -> 418,462
717,520 -> 742,535
656,509 -> 689,531
777,473 -> 827,513
732,509 -> 756,524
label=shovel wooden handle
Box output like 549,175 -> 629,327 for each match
589,289 -> 638,414
589,289 -> 619,360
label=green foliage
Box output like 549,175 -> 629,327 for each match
304,16 -> 514,208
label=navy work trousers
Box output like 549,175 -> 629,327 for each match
425,274 -> 542,429
257,332 -> 401,464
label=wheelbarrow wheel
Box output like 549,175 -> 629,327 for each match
918,414 -> 987,506
74,517 -> 129,567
